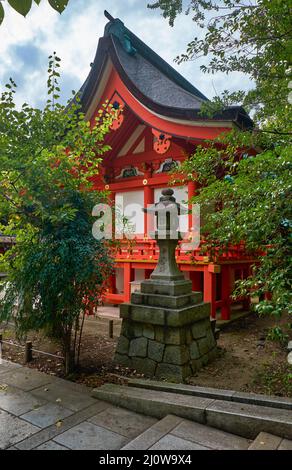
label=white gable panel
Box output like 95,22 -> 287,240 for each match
154,186 -> 188,234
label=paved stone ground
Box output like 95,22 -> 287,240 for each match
2,360 -> 248,451
0,360 -> 157,450
1,360 -> 290,450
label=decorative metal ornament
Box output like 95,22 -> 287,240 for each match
152,129 -> 172,154
109,96 -> 125,131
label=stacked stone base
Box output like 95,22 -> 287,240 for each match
114,279 -> 217,382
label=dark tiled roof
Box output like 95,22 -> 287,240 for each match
112,36 -> 204,110
78,11 -> 253,130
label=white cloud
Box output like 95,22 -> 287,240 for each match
0,0 -> 254,107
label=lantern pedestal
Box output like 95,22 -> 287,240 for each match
114,189 -> 217,382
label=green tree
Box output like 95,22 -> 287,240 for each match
149,1 -> 292,131
0,0 -> 69,25
0,53 -> 114,374
150,1 -> 292,326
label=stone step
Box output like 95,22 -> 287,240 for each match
128,379 -> 292,410
122,414 -> 251,450
92,384 -> 292,439
131,291 -> 202,309
120,301 -> 211,327
140,279 -> 192,296
248,432 -> 283,450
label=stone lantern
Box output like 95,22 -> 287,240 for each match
114,189 -> 217,381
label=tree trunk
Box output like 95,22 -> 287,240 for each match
63,326 -> 75,376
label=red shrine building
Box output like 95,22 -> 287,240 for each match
79,11 -> 255,320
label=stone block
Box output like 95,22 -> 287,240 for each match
114,353 -> 132,368
120,320 -> 132,338
164,328 -> 186,345
206,400 -> 292,439
92,384 -> 213,422
166,303 -> 210,327
133,322 -> 143,337
143,324 -> 155,340
116,335 -> 129,355
155,363 -> 192,381
131,305 -> 165,325
154,326 -> 165,343
198,336 -> 214,356
120,303 -> 131,319
132,292 -> 199,309
191,358 -> 203,373
129,337 -> 148,358
148,340 -> 165,362
191,319 -> 210,340
185,329 -> 193,344
132,357 -> 157,377
164,345 -> 190,365
232,391 -> 292,410
141,279 -> 192,296
189,341 -> 200,360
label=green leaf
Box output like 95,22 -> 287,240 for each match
48,0 -> 69,13
0,3 -> 4,26
8,0 -> 32,17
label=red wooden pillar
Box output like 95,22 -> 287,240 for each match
108,273 -> 116,294
221,265 -> 231,320
145,269 -> 152,279
203,266 -> 216,318
144,185 -> 154,237
124,263 -> 134,302
190,271 -> 202,292
187,180 -> 197,231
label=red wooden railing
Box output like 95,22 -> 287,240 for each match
112,237 -> 256,263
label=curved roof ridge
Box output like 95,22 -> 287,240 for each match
103,13 -> 208,102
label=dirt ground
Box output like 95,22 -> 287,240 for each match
1,312 -> 291,397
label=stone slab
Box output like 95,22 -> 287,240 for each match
0,368 -> 53,392
53,421 -> 128,450
140,279 -> 192,296
0,360 -> 22,375
30,381 -> 96,412
128,379 -> 235,399
150,434 -> 209,450
248,432 -> 282,450
172,419 -> 250,450
279,438 -> 292,450
16,401 -> 110,450
0,409 -> 40,449
128,379 -> 292,411
131,292 -> 202,309
35,440 -> 69,450
232,391 -> 292,410
0,384 -> 47,416
21,403 -> 73,428
88,407 -> 157,438
206,400 -> 292,439
92,384 -> 214,423
121,414 -> 183,450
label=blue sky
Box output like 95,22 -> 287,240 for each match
0,0 -> 254,108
